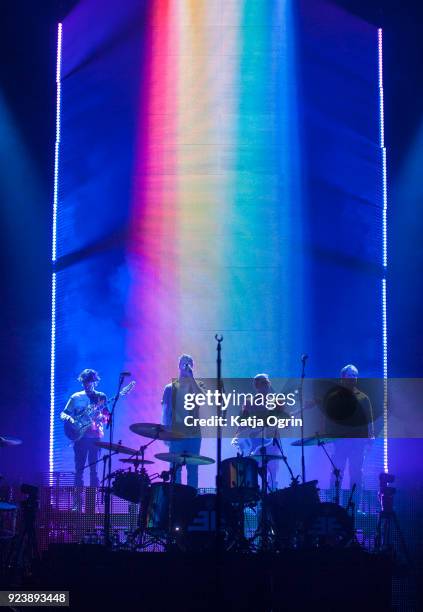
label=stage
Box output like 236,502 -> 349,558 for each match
1,0 -> 423,610
33,547 -> 392,611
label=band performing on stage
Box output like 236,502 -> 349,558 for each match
52,353 -> 380,553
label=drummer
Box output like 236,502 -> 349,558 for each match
231,373 -> 281,490
161,354 -> 204,489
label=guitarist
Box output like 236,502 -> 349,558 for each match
61,369 -> 110,497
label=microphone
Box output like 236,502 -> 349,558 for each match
120,372 -> 131,377
301,354 -> 309,363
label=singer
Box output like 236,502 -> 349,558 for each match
161,354 -> 204,489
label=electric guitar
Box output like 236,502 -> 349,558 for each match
62,381 -> 136,441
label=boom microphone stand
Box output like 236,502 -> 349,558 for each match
103,372 -> 127,548
317,435 -> 341,505
215,334 -> 224,553
273,436 -> 299,485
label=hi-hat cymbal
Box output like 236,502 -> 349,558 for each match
0,436 -> 22,448
95,441 -> 139,455
155,452 -> 215,466
119,458 -> 154,466
130,423 -> 184,441
291,435 -> 334,447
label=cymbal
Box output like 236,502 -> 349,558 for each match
291,435 -> 334,447
155,452 -> 215,466
95,441 -> 139,455
119,458 -> 154,466
0,436 -> 22,448
130,423 -> 184,442
251,454 -> 285,462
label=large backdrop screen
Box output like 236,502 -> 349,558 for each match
54,0 -> 383,488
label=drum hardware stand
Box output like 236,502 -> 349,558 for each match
346,483 -> 355,515
249,446 -> 274,552
99,449 -> 119,501
124,442 -> 156,550
165,459 -> 184,551
345,484 -> 361,546
299,354 -> 308,483
103,372 -> 127,548
7,484 -> 39,580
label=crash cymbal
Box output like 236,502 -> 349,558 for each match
130,422 -> 184,441
0,436 -> 22,448
251,454 -> 285,462
291,435 -> 334,447
155,451 -> 215,466
95,441 -> 139,455
119,458 -> 154,466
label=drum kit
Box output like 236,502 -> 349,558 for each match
97,424 -> 221,551
97,425 -> 354,552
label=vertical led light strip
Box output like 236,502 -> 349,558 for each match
50,23 -> 62,482
378,28 -> 388,472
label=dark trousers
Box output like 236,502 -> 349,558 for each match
169,438 -> 201,489
331,439 -> 367,491
74,436 -> 101,487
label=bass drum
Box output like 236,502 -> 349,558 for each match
268,480 -> 320,548
177,494 -> 237,552
304,502 -> 353,548
111,470 -> 150,504
145,483 -> 197,535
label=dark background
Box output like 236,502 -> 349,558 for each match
0,0 -> 422,483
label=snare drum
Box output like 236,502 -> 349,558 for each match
221,457 -> 259,503
145,483 -> 196,534
111,470 -> 150,504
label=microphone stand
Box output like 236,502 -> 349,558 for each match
103,373 -> 126,548
317,436 -> 341,506
215,334 -> 224,554
299,355 -> 308,483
